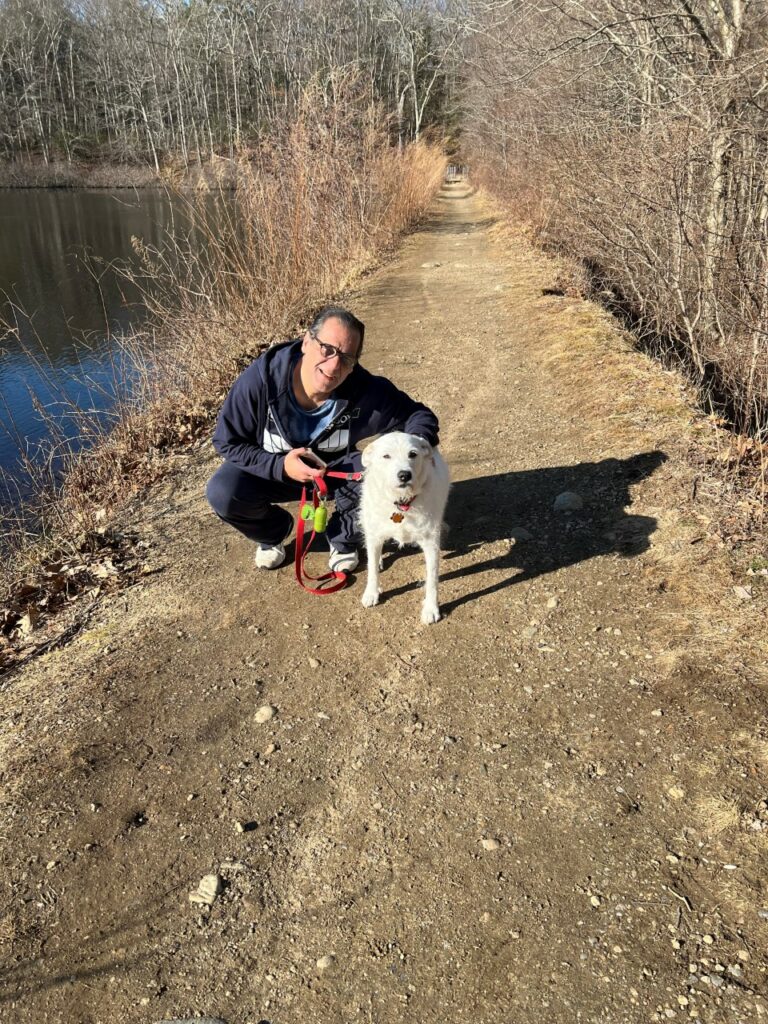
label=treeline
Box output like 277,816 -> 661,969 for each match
463,0 -> 768,438
0,0 -> 463,168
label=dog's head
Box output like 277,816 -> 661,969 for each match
361,432 -> 434,503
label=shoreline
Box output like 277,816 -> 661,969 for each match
0,158 -> 240,191
0,183 -> 236,191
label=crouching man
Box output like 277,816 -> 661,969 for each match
206,305 -> 439,571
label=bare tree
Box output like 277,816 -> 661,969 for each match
0,0 -> 460,166
463,0 -> 768,434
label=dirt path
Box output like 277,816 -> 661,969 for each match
2,185 -> 767,1024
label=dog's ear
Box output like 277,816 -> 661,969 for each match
361,445 -> 373,468
414,436 -> 435,466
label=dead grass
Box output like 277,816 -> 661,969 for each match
693,795 -> 741,837
0,82 -> 446,667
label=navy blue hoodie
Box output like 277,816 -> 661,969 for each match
212,339 -> 439,481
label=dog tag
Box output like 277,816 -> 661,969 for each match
391,512 -> 404,523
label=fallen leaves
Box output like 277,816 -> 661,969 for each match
0,530 -> 140,672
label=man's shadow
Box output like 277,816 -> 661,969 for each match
380,450 -> 667,615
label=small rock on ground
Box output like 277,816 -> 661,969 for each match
509,527 -> 533,542
553,491 -> 584,511
189,873 -> 223,906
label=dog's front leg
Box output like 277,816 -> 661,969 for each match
361,535 -> 384,608
420,538 -> 441,624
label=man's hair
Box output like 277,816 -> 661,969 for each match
309,305 -> 365,355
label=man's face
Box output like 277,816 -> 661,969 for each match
301,317 -> 360,397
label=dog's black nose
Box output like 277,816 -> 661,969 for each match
397,470 -> 412,484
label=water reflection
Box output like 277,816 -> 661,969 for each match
0,188 -> 198,500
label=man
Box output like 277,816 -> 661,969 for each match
206,305 -> 439,571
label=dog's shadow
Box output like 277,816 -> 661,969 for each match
376,450 -> 667,615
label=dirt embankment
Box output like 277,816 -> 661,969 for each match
0,185 -> 766,1024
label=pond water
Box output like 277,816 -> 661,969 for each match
0,188 -> 199,503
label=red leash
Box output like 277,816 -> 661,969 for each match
294,470 -> 363,594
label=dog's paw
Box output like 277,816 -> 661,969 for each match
421,603 -> 441,625
361,589 -> 380,608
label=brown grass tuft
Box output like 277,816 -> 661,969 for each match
693,795 -> 741,837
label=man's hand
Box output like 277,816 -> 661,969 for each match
284,448 -> 326,484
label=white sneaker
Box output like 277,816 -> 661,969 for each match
329,545 -> 359,573
254,542 -> 286,570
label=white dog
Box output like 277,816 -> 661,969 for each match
359,432 -> 450,624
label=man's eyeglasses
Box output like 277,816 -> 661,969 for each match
309,330 -> 357,370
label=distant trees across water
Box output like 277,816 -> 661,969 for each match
0,0 -> 463,169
